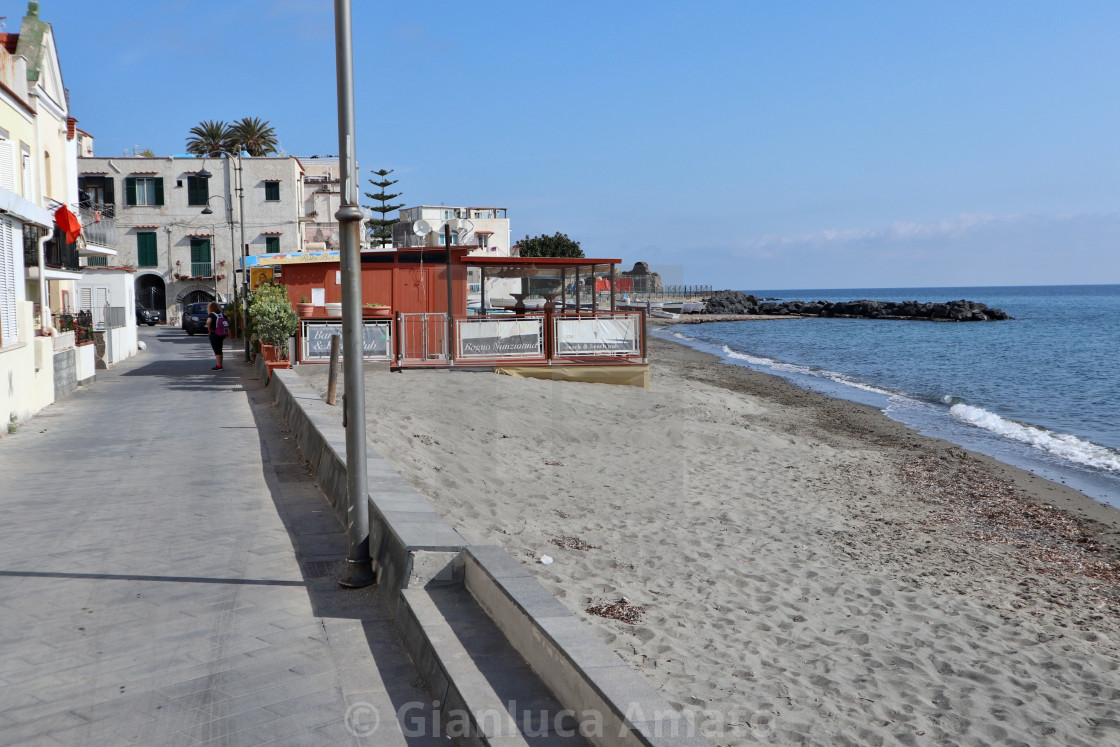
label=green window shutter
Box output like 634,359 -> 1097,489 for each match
190,237 -> 212,277
265,236 -> 280,253
190,238 -> 212,263
137,232 -> 157,267
153,178 -> 164,205
125,177 -> 136,206
265,181 -> 280,201
187,177 -> 209,206
86,255 -> 107,267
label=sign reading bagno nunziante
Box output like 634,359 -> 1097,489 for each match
456,319 -> 544,360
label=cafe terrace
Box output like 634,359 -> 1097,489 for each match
244,248 -> 650,387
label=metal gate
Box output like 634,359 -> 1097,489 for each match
398,312 -> 448,365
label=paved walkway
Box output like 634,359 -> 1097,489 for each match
0,328 -> 439,745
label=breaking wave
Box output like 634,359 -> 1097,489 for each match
949,403 -> 1120,474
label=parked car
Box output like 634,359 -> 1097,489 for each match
182,302 -> 211,335
135,303 -> 161,326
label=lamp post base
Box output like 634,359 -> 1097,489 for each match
338,558 -> 376,589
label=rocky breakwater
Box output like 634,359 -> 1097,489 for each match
704,290 -> 1012,321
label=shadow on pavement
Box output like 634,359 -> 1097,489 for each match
239,364 -> 444,744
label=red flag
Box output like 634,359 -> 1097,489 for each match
55,205 -> 82,244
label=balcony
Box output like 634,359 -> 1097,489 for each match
190,262 -> 213,278
78,206 -> 119,249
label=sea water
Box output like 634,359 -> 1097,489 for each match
654,285 -> 1120,508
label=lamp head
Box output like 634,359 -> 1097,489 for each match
196,168 -> 212,180
201,206 -> 214,215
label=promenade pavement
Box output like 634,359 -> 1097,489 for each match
0,327 -> 441,745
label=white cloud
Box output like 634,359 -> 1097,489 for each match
682,211 -> 1120,289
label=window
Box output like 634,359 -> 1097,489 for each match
21,146 -> 31,198
265,236 -> 280,253
441,208 -> 460,220
137,232 -> 158,267
264,181 -> 280,201
0,217 -> 17,346
0,139 -> 14,192
125,176 -> 164,206
437,233 -> 459,246
186,176 -> 209,206
86,255 -> 108,267
79,175 -> 115,210
190,238 -> 211,277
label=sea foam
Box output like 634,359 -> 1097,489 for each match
949,403 -> 1120,474
722,345 -> 893,395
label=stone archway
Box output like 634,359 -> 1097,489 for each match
173,284 -> 222,323
135,273 -> 167,322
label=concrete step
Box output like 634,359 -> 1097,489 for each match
399,585 -> 591,746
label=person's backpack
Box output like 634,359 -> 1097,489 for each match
214,313 -> 229,337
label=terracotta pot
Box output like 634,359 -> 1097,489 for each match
265,360 -> 292,379
363,307 -> 392,319
260,343 -> 277,363
295,302 -> 315,319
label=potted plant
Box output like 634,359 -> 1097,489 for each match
250,283 -> 299,376
296,295 -> 315,319
363,302 -> 392,319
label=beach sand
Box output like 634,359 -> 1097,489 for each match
297,337 -> 1120,745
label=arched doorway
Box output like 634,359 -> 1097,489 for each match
173,284 -> 221,324
181,289 -> 216,306
135,273 -> 167,323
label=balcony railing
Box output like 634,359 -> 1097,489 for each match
42,234 -> 80,271
54,310 -> 95,343
190,262 -> 213,278
78,206 -> 119,249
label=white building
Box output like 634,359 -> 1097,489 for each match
1,1 -> 111,426
78,153 -> 307,323
392,205 -> 512,256
299,155 -> 340,252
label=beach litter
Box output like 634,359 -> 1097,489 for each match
587,598 -> 645,624
551,536 -> 600,551
539,555 -> 554,565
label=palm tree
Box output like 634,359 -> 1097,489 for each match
185,120 -> 232,156
228,117 -> 279,157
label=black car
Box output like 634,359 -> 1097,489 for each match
182,302 -> 211,335
136,303 -> 161,326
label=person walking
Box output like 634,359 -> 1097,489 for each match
205,301 -> 228,370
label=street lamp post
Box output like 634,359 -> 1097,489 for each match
334,0 -> 374,589
196,152 -> 249,361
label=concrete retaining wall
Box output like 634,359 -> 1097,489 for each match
52,347 -> 76,401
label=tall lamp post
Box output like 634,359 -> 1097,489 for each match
200,195 -> 236,300
334,0 -> 374,589
195,152 -> 249,361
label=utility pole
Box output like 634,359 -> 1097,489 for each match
334,0 -> 374,589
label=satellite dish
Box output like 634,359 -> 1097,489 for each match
413,219 -> 432,236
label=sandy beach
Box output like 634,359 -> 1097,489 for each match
297,337 -> 1120,746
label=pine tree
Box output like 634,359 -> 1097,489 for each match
363,169 -> 404,248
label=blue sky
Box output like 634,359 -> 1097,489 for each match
39,0 -> 1120,290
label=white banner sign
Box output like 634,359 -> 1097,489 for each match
301,321 -> 392,361
554,317 -> 640,357
457,318 -> 544,359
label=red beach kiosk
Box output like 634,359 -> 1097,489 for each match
257,247 -> 650,386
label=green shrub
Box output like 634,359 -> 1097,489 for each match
253,297 -> 298,360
